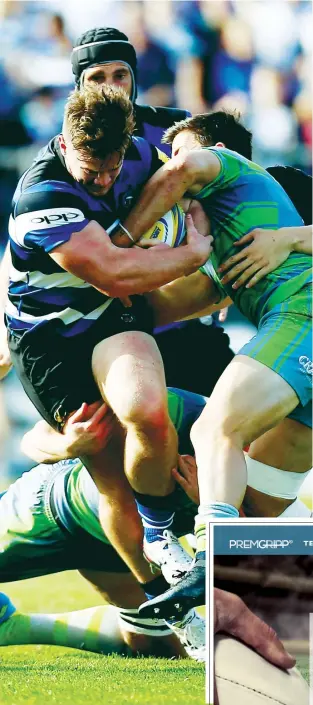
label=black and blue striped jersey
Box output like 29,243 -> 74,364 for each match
6,135 -> 164,339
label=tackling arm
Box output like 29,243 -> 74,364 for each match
21,402 -> 116,464
115,150 -> 221,242
21,420 -> 73,464
50,219 -> 211,298
145,269 -> 232,327
287,224 -> 312,255
219,224 -> 312,289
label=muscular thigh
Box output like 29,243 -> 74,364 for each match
197,355 -> 299,446
8,295 -> 154,430
92,330 -> 167,419
239,291 -> 312,418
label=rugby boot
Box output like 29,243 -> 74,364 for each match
166,608 -> 206,662
143,529 -> 193,585
139,555 -> 205,620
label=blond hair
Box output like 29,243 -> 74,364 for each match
64,84 -> 135,160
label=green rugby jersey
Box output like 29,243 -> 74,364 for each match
198,148 -> 312,326
53,388 -> 206,542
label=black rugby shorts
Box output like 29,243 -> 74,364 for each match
8,296 -> 154,431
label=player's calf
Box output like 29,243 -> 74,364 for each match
92,332 -> 181,561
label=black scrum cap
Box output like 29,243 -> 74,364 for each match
71,27 -> 137,101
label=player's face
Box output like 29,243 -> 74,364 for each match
83,62 -> 132,98
65,143 -> 124,196
171,130 -> 201,158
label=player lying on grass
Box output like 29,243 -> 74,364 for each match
0,388 -> 208,661
0,389 -> 296,672
6,380 -> 310,658
110,111 -> 312,619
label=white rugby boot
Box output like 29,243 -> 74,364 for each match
166,608 -> 206,662
143,529 -> 193,585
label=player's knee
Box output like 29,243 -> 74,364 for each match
121,390 -> 170,435
191,408 -> 243,448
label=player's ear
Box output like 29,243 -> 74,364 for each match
59,133 -> 66,155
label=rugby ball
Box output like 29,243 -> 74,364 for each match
140,204 -> 186,248
215,636 -> 309,705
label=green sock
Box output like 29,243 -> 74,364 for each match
0,606 -> 124,654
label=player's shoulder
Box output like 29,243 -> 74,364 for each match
202,147 -> 270,187
135,104 -> 190,130
20,136 -> 71,192
122,136 -> 167,190
207,147 -> 267,175
127,134 -> 168,171
205,146 -> 247,162
126,135 -> 154,161
13,137 -> 83,218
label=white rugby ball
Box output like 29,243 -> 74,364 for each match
140,204 -> 186,248
215,636 -> 309,705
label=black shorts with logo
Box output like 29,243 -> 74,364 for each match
8,296 -> 154,431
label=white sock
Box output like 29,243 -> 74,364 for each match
198,502 -> 239,519
0,605 -> 124,654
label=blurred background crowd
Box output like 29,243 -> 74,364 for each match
0,0 -> 312,485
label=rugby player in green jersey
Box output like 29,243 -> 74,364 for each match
0,388 -> 204,659
112,111 -> 312,619
0,387 -> 299,670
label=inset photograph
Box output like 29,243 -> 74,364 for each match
209,523 -> 312,705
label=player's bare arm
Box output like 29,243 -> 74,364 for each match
50,218 -> 211,298
219,224 -> 313,289
117,149 -> 221,241
146,269 -> 232,327
289,224 -> 312,254
144,217 -> 230,326
21,402 -> 115,464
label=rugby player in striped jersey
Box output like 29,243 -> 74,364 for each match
4,86 -> 211,594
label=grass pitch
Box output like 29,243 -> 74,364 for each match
0,571 -> 205,705
0,573 -> 309,705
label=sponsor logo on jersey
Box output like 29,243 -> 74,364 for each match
299,356 -> 313,375
31,212 -> 81,225
13,208 -> 86,245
